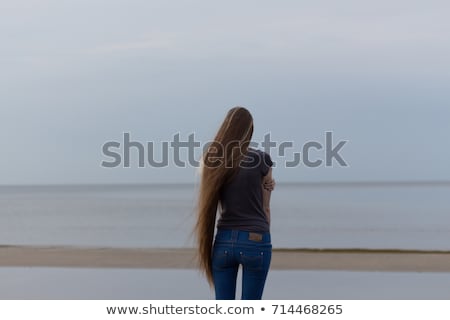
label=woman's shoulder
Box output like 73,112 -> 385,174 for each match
248,147 -> 267,156
248,148 -> 272,160
246,148 -> 273,168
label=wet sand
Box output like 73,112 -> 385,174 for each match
1,245 -> 450,272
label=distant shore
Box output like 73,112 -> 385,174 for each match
1,245 -> 450,272
1,180 -> 450,189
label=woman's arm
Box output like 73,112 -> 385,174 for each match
262,167 -> 273,225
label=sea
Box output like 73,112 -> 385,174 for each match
1,182 -> 449,250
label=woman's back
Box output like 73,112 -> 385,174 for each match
218,148 -> 273,232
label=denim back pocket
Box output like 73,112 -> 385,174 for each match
239,250 -> 265,271
212,246 -> 231,270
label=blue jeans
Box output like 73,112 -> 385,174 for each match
212,229 -> 272,300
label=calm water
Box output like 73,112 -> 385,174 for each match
0,183 -> 449,250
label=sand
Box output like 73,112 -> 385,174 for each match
1,245 -> 450,272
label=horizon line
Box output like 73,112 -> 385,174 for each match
1,180 -> 450,188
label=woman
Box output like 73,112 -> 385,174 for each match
195,106 -> 275,300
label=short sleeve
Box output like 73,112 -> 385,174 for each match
260,151 -> 273,176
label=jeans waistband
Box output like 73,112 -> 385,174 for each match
215,229 -> 271,244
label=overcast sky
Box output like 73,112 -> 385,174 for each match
1,0 -> 449,185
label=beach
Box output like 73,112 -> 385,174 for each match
3,245 -> 450,299
2,245 -> 450,272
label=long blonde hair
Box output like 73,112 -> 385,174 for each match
195,106 -> 254,286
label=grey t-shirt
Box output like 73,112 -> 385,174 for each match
217,148 -> 273,232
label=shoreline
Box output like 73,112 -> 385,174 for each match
1,245 -> 450,272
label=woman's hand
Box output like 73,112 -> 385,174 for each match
263,178 -> 276,191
